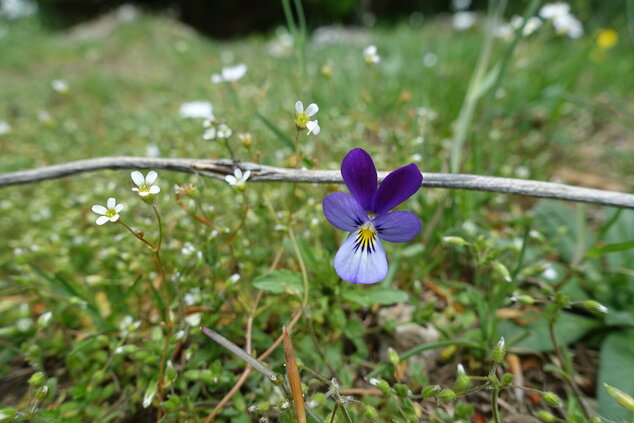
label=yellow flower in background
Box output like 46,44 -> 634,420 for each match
597,29 -> 618,49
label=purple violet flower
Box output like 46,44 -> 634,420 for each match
323,148 -> 423,284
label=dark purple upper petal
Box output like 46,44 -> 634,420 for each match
370,163 -> 422,214
373,211 -> 422,243
341,148 -> 377,211
323,192 -> 368,232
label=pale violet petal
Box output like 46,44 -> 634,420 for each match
92,205 -> 108,215
131,171 -> 144,186
146,171 -> 158,184
115,203 -> 124,213
96,215 -> 110,225
107,197 -> 116,209
334,229 -> 388,284
305,103 -> 319,117
295,100 -> 303,114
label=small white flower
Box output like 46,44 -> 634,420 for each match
131,170 -> 160,197
363,45 -> 380,65
146,143 -> 160,158
295,101 -> 320,135
51,79 -> 69,94
211,63 -> 247,83
511,15 -> 542,36
542,266 -> 558,281
179,101 -> 214,119
553,13 -> 583,38
217,123 -> 232,138
203,123 -> 232,140
539,2 -> 570,20
306,119 -> 320,135
0,120 -> 11,135
225,168 -> 251,189
453,11 -> 477,31
92,197 -> 124,225
369,378 -> 380,386
423,52 -> 437,67
0,0 -> 38,20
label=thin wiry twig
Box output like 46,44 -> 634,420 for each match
1,156 -> 633,208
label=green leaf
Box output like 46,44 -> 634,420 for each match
252,270 -> 303,296
498,311 -> 600,352
598,331 -> 634,422
341,286 -> 408,307
586,240 -> 634,258
605,310 -> 634,328
256,112 -> 295,151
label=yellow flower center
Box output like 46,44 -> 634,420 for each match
355,223 -> 377,254
105,209 -> 117,218
295,112 -> 309,129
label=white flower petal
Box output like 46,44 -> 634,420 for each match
131,171 -> 144,186
243,170 -> 251,181
139,191 -> 150,196
211,73 -> 224,84
107,197 -> 116,209
110,214 -> 120,222
234,168 -> 243,179
146,171 -> 158,184
149,185 -> 160,194
115,203 -> 124,213
305,103 -> 319,117
92,205 -> 107,215
225,175 -> 237,185
131,187 -> 139,192
295,100 -> 303,113
306,120 -> 320,135
96,216 -> 110,225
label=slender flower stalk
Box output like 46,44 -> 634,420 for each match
323,148 -> 423,284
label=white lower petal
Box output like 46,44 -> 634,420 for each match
96,216 -> 110,225
110,214 -> 120,222
334,229 -> 388,284
149,185 -> 160,194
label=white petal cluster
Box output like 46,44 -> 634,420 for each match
225,168 -> 251,189
453,11 -> 477,31
203,123 -> 232,140
131,171 -> 161,197
92,197 -> 124,225
179,101 -> 214,119
211,63 -> 247,83
51,79 -> 69,94
363,45 -> 380,65
294,101 -> 320,135
539,2 -> 583,39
